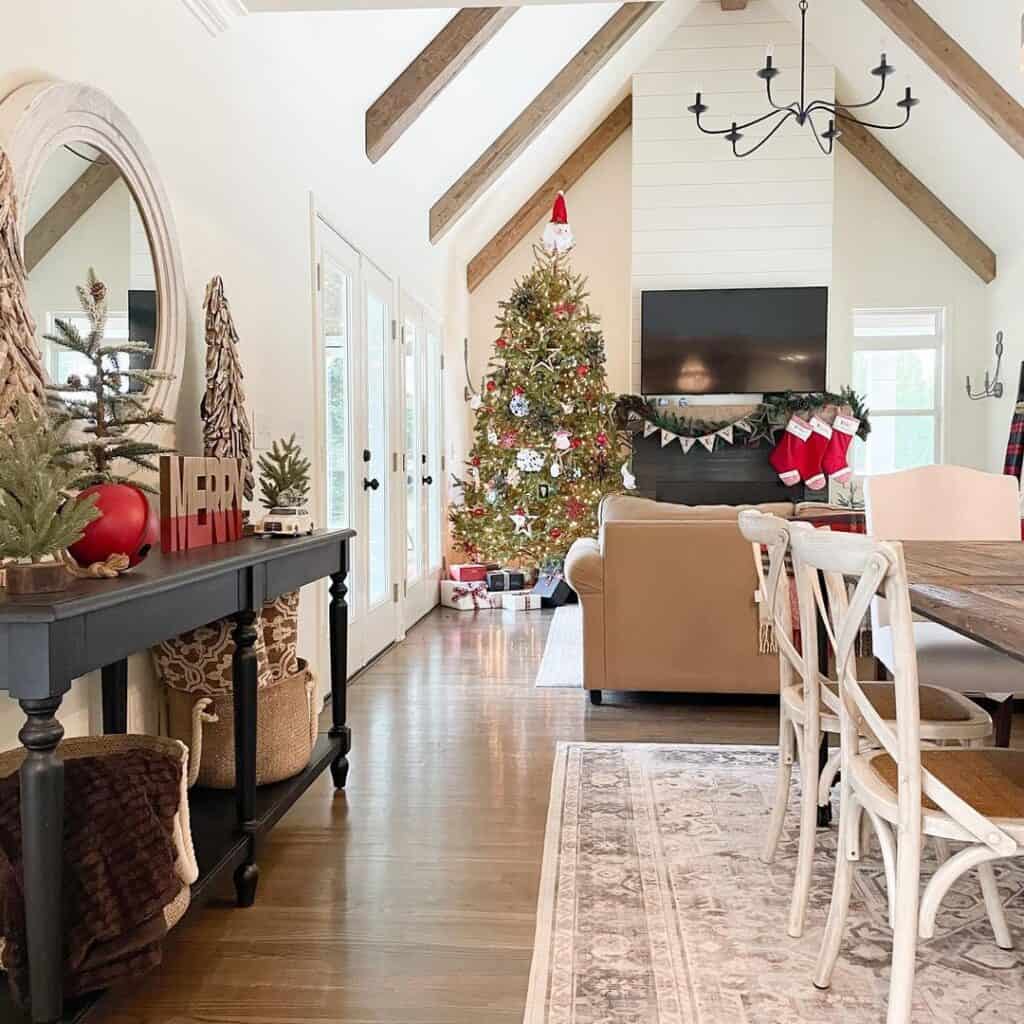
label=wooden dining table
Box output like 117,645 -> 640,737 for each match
903,540 -> 1024,663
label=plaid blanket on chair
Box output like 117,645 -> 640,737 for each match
1004,402 -> 1024,479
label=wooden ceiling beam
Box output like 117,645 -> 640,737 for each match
366,7 -> 518,163
720,1 -> 748,10
861,0 -> 1024,161
838,117 -> 995,283
467,95 -> 631,291
429,2 -> 658,243
25,160 -> 121,274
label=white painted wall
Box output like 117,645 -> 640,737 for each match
631,0 -> 834,394
829,145 -> 989,469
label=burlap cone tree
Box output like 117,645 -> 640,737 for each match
0,151 -> 47,424
201,276 -> 255,500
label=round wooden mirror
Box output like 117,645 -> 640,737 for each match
0,81 -> 186,443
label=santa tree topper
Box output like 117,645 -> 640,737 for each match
542,191 -> 574,254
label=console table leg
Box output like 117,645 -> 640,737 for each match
328,569 -> 350,789
232,610 -> 259,906
19,696 -> 65,1024
101,659 -> 128,734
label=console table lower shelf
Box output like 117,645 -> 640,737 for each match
0,731 -> 345,1023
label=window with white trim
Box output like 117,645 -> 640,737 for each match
850,308 -> 944,476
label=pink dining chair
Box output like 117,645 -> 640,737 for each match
865,464 -> 1023,742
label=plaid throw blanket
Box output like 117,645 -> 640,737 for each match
1004,402 -> 1024,479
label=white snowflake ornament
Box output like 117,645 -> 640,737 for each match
516,448 -> 545,474
509,394 -> 530,418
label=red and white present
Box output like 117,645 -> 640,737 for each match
441,579 -> 492,611
500,591 -> 542,612
449,563 -> 489,583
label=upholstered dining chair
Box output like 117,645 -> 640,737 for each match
865,464 -> 1022,744
789,527 -> 1022,1024
737,510 -> 991,939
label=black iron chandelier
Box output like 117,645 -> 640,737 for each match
688,0 -> 919,158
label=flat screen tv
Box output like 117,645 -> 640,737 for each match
640,286 -> 828,395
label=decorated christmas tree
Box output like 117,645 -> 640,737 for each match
46,268 -> 174,493
450,194 -> 628,566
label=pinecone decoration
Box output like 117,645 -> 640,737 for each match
90,278 -> 107,303
509,282 -> 539,318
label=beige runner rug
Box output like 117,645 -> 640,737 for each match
525,743 -> 1023,1023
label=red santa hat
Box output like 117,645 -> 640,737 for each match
542,191 -> 574,253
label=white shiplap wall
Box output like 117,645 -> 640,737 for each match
631,0 -> 835,392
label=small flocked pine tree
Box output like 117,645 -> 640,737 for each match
450,194 -> 627,566
46,268 -> 174,493
258,435 -> 311,510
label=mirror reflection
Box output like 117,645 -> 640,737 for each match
24,142 -> 157,393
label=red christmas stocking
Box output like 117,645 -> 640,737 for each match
803,415 -> 833,491
768,416 -> 812,486
823,412 -> 860,484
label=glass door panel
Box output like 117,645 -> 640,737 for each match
365,285 -> 391,608
426,326 -> 442,571
404,316 -> 422,583
323,253 -> 351,533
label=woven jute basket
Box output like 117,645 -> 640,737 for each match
166,659 -> 317,789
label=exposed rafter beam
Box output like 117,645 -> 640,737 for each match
860,0 -> 1024,161
25,160 -> 121,274
720,1 -> 748,10
467,96 -> 631,292
430,2 -> 659,243
838,117 -> 995,284
366,8 -> 517,163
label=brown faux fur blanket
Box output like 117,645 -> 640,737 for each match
0,747 -> 183,1004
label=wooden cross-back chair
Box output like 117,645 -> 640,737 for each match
739,510 -> 992,941
789,527 -> 1022,1024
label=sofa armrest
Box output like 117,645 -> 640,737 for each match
565,538 -> 602,596
564,538 -> 605,691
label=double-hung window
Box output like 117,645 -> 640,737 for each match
850,308 -> 944,476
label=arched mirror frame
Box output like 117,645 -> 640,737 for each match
0,80 -> 186,444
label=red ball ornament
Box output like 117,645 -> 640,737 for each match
472,507 -> 485,518
495,337 -> 508,349
596,432 -> 608,447
576,364 -> 590,377
513,386 -> 525,396
68,483 -> 158,568
486,380 -> 497,392
550,527 -> 562,539
471,456 -> 481,467
570,437 -> 583,449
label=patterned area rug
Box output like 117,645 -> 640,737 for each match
525,744 -> 1024,1023
535,605 -> 583,688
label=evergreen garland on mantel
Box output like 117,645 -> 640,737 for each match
615,388 -> 871,449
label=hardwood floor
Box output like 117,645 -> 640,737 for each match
105,607 -> 1022,1023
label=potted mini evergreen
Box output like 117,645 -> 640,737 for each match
0,407 -> 101,594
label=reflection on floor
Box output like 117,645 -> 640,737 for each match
105,607 -> 1024,1024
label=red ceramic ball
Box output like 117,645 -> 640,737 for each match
68,483 -> 158,569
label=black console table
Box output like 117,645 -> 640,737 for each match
0,529 -> 354,1023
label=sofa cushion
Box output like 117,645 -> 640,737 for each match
600,494 -> 794,524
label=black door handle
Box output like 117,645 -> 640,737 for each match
363,477 -> 380,491
422,475 -> 433,485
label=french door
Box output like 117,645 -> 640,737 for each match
316,219 -> 399,672
401,293 -> 445,627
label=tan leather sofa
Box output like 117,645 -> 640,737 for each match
564,495 -> 795,703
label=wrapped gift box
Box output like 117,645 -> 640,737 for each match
441,579 -> 491,610
449,563 -> 489,583
500,591 -> 542,611
486,569 -> 527,592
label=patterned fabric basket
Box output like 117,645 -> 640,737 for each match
166,659 -> 317,789
151,590 -> 301,696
